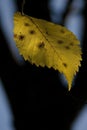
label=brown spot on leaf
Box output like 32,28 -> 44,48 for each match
70,42 -> 74,46
57,40 -> 64,44
14,34 -> 17,38
46,31 -> 49,35
60,29 -> 65,33
24,23 -> 30,26
63,63 -> 67,67
29,30 -> 35,34
38,42 -> 45,48
19,35 -> 25,40
65,46 -> 70,49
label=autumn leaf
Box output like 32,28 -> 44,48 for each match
13,12 -> 82,91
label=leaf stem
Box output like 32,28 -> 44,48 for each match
21,0 -> 25,15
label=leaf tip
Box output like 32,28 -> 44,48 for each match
68,84 -> 72,91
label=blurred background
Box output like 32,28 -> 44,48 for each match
0,0 -> 87,129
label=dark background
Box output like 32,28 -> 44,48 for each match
0,0 -> 87,129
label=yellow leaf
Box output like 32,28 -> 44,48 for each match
13,12 -> 82,91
